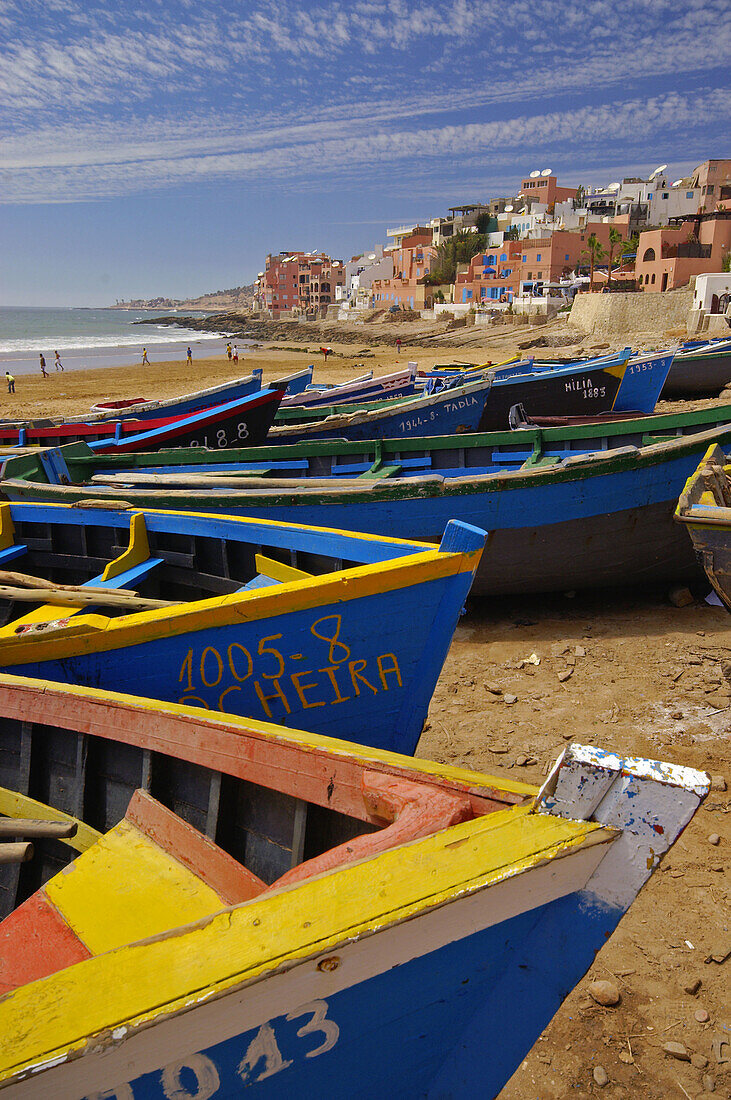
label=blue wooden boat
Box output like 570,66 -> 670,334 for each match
0,502 -> 484,751
8,407 -> 731,595
271,376 -> 492,442
87,366 -> 314,421
88,371 -> 266,420
675,442 -> 731,609
477,348 -> 674,429
0,676 -> 708,1099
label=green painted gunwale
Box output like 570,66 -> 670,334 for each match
1,407 -> 730,510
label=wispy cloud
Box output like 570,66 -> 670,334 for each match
0,0 -> 728,206
2,87 -> 727,203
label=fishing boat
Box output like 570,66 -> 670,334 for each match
675,443 -> 731,609
271,350 -> 672,437
88,371 -> 265,420
0,387 -> 284,453
87,366 -> 314,420
271,375 -> 493,441
662,337 -> 731,397
477,348 -> 675,429
0,676 -> 708,1098
0,502 -> 484,750
280,365 -> 418,407
7,406 -> 731,596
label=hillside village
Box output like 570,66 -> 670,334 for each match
253,158 -> 731,338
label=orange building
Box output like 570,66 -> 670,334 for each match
371,229 -> 437,310
635,211 -> 731,292
454,241 -> 523,305
519,174 -> 578,206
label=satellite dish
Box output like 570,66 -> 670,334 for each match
657,164 -> 668,173
541,168 -> 553,177
609,182 -> 620,190
504,205 -> 514,212
672,179 -> 683,187
530,170 -> 540,178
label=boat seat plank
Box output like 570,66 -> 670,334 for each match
358,465 -> 402,480
239,575 -> 281,591
83,557 -> 164,591
0,546 -> 28,567
239,554 -> 313,591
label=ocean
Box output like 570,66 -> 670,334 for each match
0,307 -> 232,375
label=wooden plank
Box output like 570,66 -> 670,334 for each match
254,554 -> 312,583
126,790 -> 265,905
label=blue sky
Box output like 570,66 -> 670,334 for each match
1,0 -> 729,306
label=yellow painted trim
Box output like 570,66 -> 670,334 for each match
0,511 -> 153,639
254,554 -> 312,582
0,504 -> 15,552
45,819 -> 226,955
0,674 -> 537,800
0,786 -> 99,853
0,806 -> 613,1082
0,546 -> 482,666
0,600 -> 81,639
101,511 -> 150,582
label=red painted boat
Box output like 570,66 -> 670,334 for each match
0,388 -> 284,453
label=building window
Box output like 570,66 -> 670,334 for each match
642,248 -> 656,261
686,191 -> 694,198
522,255 -> 527,262
707,185 -> 715,194
662,193 -> 669,199
651,273 -> 656,284
527,272 -> 532,279
500,253 -> 507,261
565,254 -> 570,260
536,254 -> 542,261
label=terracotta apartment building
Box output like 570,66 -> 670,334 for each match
256,252 -> 345,318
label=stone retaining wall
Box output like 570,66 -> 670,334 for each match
569,287 -> 693,337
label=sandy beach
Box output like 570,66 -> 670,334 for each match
1,337 -> 729,1098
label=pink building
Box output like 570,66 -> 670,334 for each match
689,160 -> 731,214
635,211 -> 731,292
257,252 -> 345,317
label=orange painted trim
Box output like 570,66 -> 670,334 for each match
274,770 -> 473,889
126,791 -> 265,905
0,681 -> 531,826
0,891 -> 90,996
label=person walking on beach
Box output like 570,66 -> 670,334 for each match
5,372 -> 15,394
141,347 -> 150,365
233,345 -> 239,363
39,353 -> 48,378
54,350 -> 64,372
396,337 -> 402,355
226,343 -> 232,361
186,346 -> 193,367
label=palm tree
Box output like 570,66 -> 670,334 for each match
607,228 -> 623,289
585,233 -> 606,289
